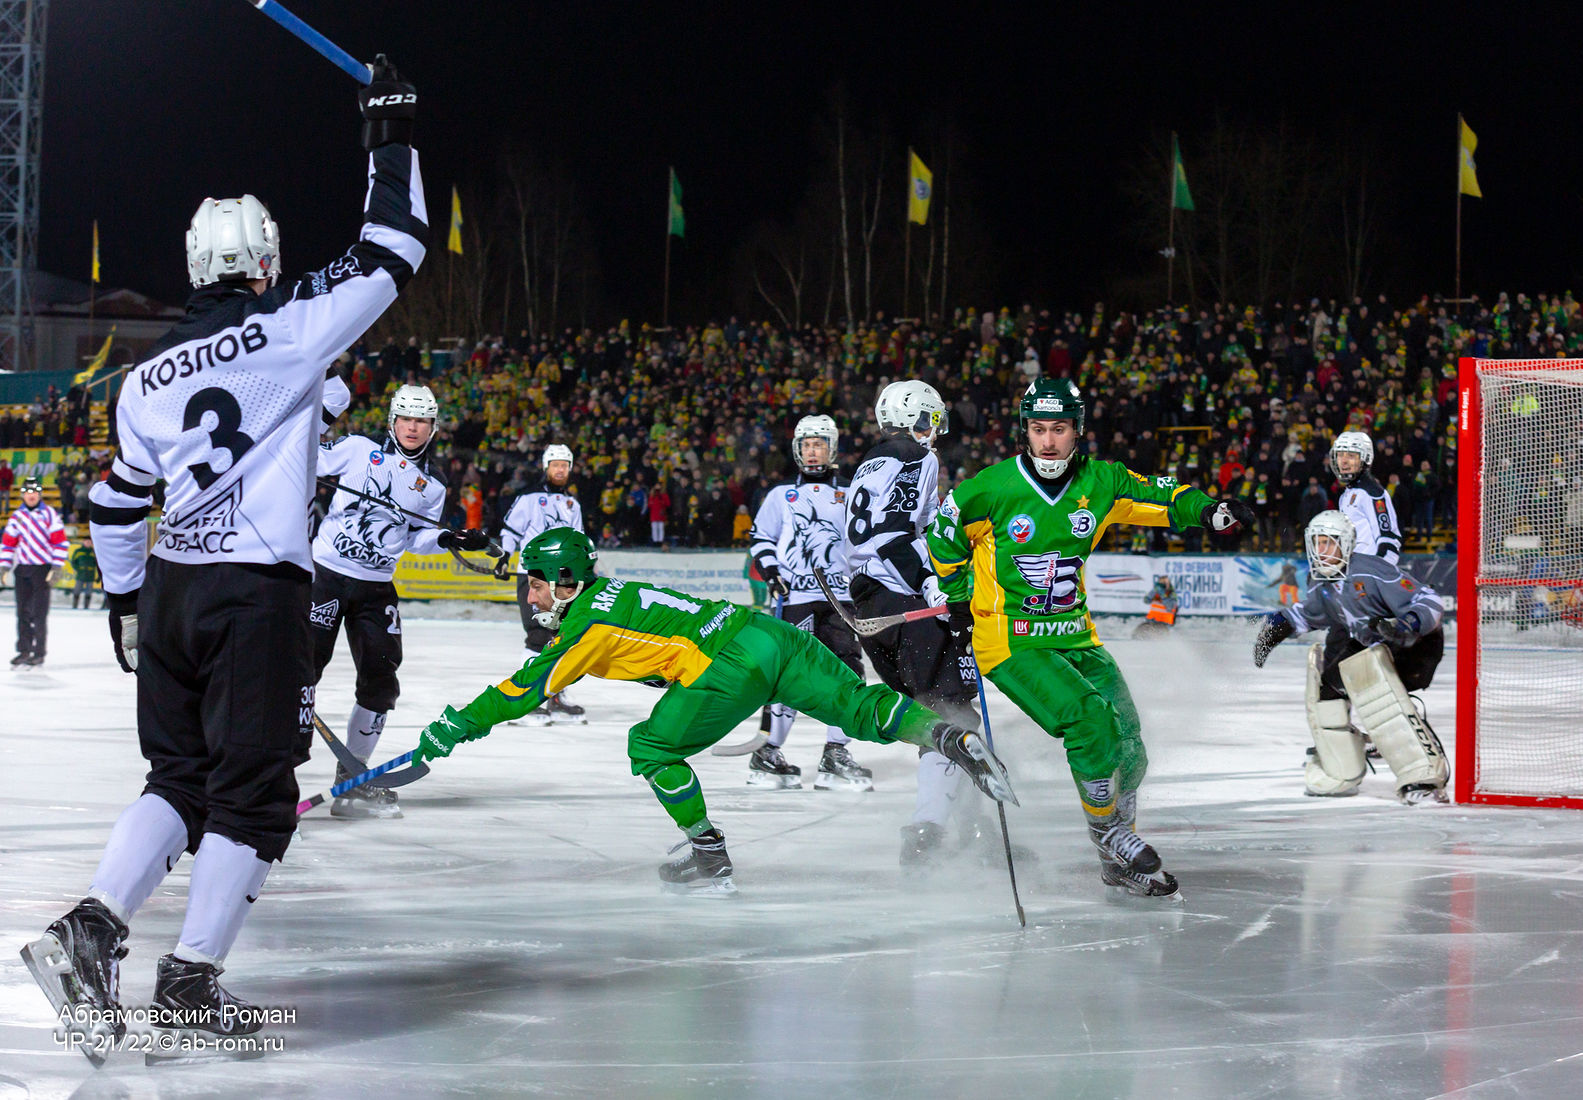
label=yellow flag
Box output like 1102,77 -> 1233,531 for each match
1459,117 -> 1482,199
75,328 -> 115,384
448,186 -> 464,254
91,220 -> 100,283
908,150 -> 932,225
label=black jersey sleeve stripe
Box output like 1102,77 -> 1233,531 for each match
106,472 -> 155,499
90,501 -> 151,526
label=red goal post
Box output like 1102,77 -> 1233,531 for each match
1457,356 -> 1583,807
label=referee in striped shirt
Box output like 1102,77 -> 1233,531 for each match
1,475 -> 68,667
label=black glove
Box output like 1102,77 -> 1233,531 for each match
106,590 -> 139,674
1370,615 -> 1417,646
947,600 -> 974,643
492,553 -> 516,581
1252,612 -> 1294,667
358,55 -> 417,150
1201,499 -> 1257,540
438,528 -> 491,552
761,564 -> 790,600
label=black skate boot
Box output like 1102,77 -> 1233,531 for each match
814,743 -> 874,792
658,828 -> 736,896
747,744 -> 803,789
1090,820 -> 1179,898
899,821 -> 947,870
19,897 -> 130,1066
11,651 -> 30,668
148,954 -> 269,1062
931,723 -> 1018,805
547,691 -> 587,724
331,763 -> 402,819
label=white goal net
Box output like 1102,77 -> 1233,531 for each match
1465,358 -> 1583,803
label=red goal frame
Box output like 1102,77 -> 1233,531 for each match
1456,356 -> 1583,807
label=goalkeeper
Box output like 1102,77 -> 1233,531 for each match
925,378 -> 1252,898
411,529 -> 1014,895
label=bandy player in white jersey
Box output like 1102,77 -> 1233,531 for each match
1330,430 -> 1402,564
310,384 -> 491,819
23,57 -> 426,1057
746,414 -> 873,791
496,444 -> 587,722
844,380 -> 985,867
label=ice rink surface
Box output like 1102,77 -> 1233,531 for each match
4,604 -> 1583,1099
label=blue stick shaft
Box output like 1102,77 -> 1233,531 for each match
249,0 -> 370,85
973,658 -> 995,752
331,750 -> 417,796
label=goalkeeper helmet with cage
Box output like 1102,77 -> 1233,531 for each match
875,380 -> 948,447
387,385 -> 438,459
792,414 -> 839,476
186,195 -> 280,287
1304,510 -> 1356,581
1329,431 -> 1374,487
1019,377 -> 1087,479
519,529 -> 600,629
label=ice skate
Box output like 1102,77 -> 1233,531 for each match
330,763 -> 402,819
658,828 -> 736,896
146,954 -> 268,1064
1091,820 -> 1179,898
814,743 -> 873,792
899,821 -> 947,870
547,691 -> 587,724
1398,782 -> 1449,806
19,898 -> 129,1066
1099,858 -> 1181,898
930,723 -> 1017,805
746,744 -> 802,790
508,703 -> 555,727
10,652 -> 28,668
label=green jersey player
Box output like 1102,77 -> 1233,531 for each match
925,378 -> 1253,897
411,529 -> 1015,895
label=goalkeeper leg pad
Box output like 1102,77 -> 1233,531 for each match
1305,644 -> 1365,797
1339,645 -> 1448,796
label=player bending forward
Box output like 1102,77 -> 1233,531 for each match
846,380 -> 986,867
310,384 -> 490,818
746,414 -> 872,790
1253,510 -> 1449,804
22,58 -> 426,1058
926,378 -> 1254,898
412,529 -> 1015,895
497,443 -> 586,723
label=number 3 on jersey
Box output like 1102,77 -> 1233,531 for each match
183,387 -> 255,489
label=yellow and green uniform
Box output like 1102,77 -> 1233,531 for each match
926,453 -> 1215,823
417,576 -> 942,835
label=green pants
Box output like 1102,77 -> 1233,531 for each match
986,645 -> 1146,812
630,616 -> 940,833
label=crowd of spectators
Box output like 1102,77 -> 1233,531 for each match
325,289 -> 1562,553
0,383 -> 96,448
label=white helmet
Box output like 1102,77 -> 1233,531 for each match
186,195 -> 280,287
792,414 -> 838,475
542,444 -> 574,469
875,380 -> 948,445
1304,510 -> 1356,580
388,384 -> 438,457
1329,431 -> 1374,486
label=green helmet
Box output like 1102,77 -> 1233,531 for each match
518,529 -> 599,586
1018,376 -> 1086,435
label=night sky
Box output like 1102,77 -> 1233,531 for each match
39,1 -> 1583,321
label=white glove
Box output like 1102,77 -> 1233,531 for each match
922,575 -> 946,607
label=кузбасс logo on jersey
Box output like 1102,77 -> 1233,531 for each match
1008,514 -> 1035,543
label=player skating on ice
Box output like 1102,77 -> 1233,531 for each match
926,377 -> 1254,898
746,414 -> 872,791
1252,510 -> 1449,804
844,380 -> 984,867
21,57 -> 427,1059
412,529 -> 1015,895
310,384 -> 489,819
2,475 -> 67,666
1330,431 -> 1402,564
1132,575 -> 1178,638
497,443 -> 586,724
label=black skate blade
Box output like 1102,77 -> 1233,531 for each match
144,1028 -> 269,1066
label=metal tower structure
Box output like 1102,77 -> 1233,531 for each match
0,0 -> 45,372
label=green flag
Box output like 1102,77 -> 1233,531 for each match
667,168 -> 685,238
1172,135 -> 1194,212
